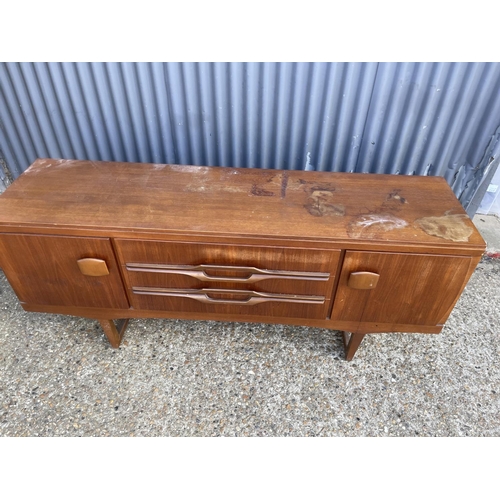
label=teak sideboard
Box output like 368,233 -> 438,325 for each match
0,159 -> 485,360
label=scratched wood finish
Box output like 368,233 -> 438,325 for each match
0,234 -> 129,309
330,251 -> 473,326
0,159 -> 485,251
115,239 -> 340,296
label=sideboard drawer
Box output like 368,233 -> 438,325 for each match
115,240 -> 340,297
130,287 -> 331,319
114,239 -> 339,319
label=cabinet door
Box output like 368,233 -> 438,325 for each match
331,251 -> 473,327
0,234 -> 129,309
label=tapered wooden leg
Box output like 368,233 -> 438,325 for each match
98,319 -> 129,348
342,331 -> 366,361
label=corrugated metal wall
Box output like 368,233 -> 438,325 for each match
1,62 -> 500,211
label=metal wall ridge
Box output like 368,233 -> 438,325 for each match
1,62 -> 500,212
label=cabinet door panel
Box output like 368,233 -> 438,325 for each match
0,234 -> 129,309
331,251 -> 472,326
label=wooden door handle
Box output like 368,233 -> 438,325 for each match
77,258 -> 109,276
347,271 -> 380,289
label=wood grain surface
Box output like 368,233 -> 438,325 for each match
115,239 -> 340,296
0,234 -> 129,309
0,159 -> 486,357
19,301 -> 444,334
129,291 -> 331,320
330,251 -> 473,326
0,158 -> 485,252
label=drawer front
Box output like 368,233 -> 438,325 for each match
331,251 -> 473,326
114,239 -> 340,319
130,288 -> 331,319
0,234 -> 129,309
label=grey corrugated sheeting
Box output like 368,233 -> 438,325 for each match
1,62 -> 500,211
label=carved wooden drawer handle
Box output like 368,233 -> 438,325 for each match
126,263 -> 330,283
77,258 -> 109,276
347,271 -> 380,289
132,286 -> 325,305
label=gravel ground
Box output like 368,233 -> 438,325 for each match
0,258 -> 499,437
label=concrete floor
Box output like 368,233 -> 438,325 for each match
0,252 -> 499,436
473,214 -> 500,257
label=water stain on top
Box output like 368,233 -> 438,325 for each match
307,183 -> 337,193
305,190 -> 345,217
414,214 -> 473,242
169,165 -> 210,174
347,214 -> 408,238
251,184 -> 275,197
386,189 -> 407,204
280,172 -> 289,199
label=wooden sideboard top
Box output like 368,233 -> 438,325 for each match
0,158 -> 485,252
